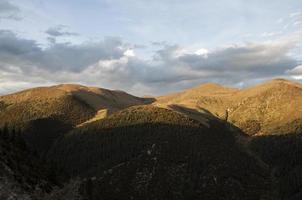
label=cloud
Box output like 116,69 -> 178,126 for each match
151,41 -> 168,46
282,11 -> 302,31
261,32 -> 281,37
0,30 -> 126,72
194,48 -> 209,58
0,0 -> 21,20
0,29 -> 300,96
290,12 -> 302,18
287,65 -> 302,79
45,25 -> 78,37
124,49 -> 135,57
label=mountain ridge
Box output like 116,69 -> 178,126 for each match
1,78 -> 302,199
2,78 -> 302,136
0,84 -> 153,157
155,78 -> 302,135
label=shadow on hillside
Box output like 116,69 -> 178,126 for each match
142,97 -> 156,104
163,105 -> 302,199
249,133 -> 302,200
168,104 -> 215,121
46,120 -> 270,200
71,89 -> 156,111
22,118 -> 72,158
167,104 -> 246,138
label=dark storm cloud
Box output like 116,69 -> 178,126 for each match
0,0 -> 21,20
140,42 -> 297,84
0,29 -> 299,95
82,41 -> 298,95
0,30 -> 126,72
178,43 -> 297,79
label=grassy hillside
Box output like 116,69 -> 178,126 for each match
0,84 -> 152,157
48,105 -> 270,200
0,84 -> 152,127
155,79 -> 302,136
228,79 -> 302,135
154,83 -> 237,119
0,86 -> 95,127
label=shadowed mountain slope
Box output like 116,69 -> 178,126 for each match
249,132 -> 302,200
0,128 -> 55,200
48,105 -> 271,200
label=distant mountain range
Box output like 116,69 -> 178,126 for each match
155,78 -> 302,135
1,79 -> 302,199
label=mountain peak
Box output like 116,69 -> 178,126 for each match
257,78 -> 302,91
194,82 -> 225,89
270,78 -> 290,82
189,82 -> 238,95
265,78 -> 301,86
54,83 -> 96,92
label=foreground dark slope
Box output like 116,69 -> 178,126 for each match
249,132 -> 302,200
0,129 -> 54,200
48,105 -> 270,200
0,84 -> 151,156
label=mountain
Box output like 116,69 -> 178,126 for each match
0,84 -> 153,156
47,105 -> 270,200
155,79 -> 302,135
154,83 -> 237,119
0,84 -> 153,127
1,79 -> 302,199
228,79 -> 302,135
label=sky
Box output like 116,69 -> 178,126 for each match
0,0 -> 302,96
